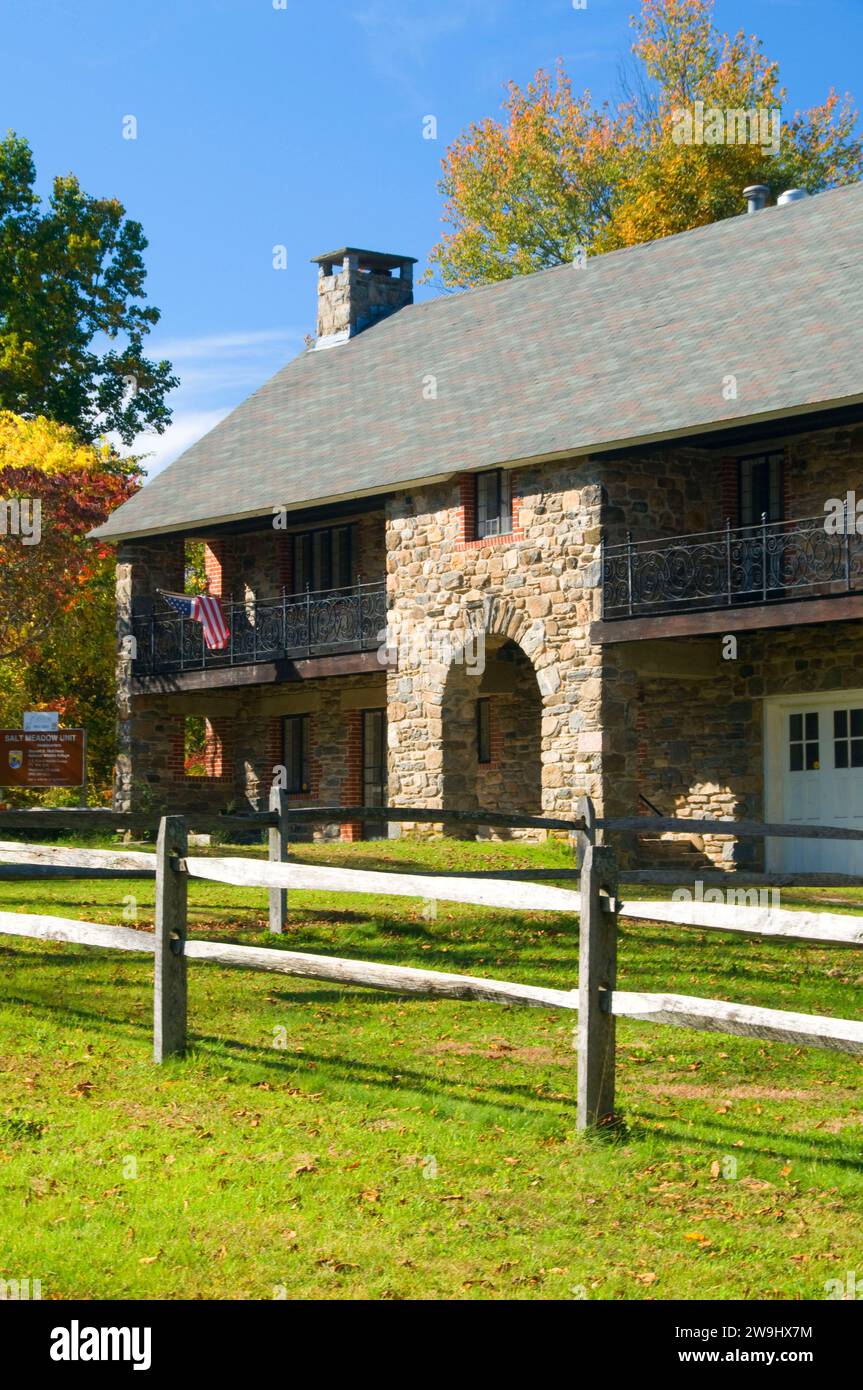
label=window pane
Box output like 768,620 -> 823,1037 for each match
477,699 -> 491,763
851,709 -> 863,738
805,712 -> 818,740
475,471 -> 510,539
362,710 -> 386,813
335,527 -> 352,588
835,741 -> 849,769
284,715 -> 309,793
852,740 -> 863,769
834,709 -> 848,738
294,533 -> 311,592
789,743 -> 803,772
789,713 -> 802,742
805,742 -> 819,771
477,472 -> 499,536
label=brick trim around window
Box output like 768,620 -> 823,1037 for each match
455,471 -> 525,550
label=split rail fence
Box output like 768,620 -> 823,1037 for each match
0,797 -> 862,1130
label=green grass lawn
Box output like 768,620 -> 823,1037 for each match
0,835 -> 862,1301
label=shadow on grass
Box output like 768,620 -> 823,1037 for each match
623,1106 -> 863,1173
5,986 -> 863,1169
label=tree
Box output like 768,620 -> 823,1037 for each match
427,0 -> 863,287
0,132 -> 178,443
0,412 -> 142,795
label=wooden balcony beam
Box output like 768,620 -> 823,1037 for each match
591,592 -> 863,645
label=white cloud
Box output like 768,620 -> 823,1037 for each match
127,409 -> 232,477
150,328 -> 302,360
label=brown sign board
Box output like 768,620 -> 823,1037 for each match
0,729 -> 86,788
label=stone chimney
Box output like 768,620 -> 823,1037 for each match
311,248 -> 416,348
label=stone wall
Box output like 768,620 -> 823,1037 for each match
119,672 -> 386,830
604,620 -> 863,867
115,419 -> 863,841
785,421 -> 863,519
601,421 -> 863,548
384,459 -> 607,828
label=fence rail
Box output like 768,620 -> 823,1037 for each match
1,802 -> 862,1131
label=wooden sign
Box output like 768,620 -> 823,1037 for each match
0,729 -> 86,788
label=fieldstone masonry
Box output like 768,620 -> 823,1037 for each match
114,420 -> 863,859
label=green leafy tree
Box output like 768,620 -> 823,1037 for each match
0,132 -> 178,443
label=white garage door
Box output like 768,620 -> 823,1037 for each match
766,692 -> 863,873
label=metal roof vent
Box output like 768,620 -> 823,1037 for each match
743,184 -> 770,214
777,188 -> 809,207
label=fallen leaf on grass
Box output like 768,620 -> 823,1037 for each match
290,1156 -> 318,1177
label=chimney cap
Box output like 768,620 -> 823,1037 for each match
311,247 -> 417,271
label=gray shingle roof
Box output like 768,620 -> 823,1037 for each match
94,183 -> 863,540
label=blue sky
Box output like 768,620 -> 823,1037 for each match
3,0 -> 861,473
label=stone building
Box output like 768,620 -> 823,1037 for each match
93,186 -> 863,872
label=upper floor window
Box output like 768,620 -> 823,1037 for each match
291,525 -> 353,593
475,469 -> 511,539
739,453 -> 783,527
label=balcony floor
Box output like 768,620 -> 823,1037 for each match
591,590 -> 863,644
131,648 -> 387,694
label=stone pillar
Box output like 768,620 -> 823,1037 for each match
114,535 -> 184,812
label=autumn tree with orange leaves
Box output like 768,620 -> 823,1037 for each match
427,0 -> 862,287
0,412 -> 142,797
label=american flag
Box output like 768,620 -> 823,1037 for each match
160,591 -> 230,651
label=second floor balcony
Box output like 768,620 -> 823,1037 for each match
132,579 -> 387,677
600,513 -> 863,623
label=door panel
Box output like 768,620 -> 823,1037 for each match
772,695 -> 863,873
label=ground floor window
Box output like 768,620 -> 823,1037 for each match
283,714 -> 311,793
362,709 -> 387,837
183,715 -> 224,778
476,698 -> 492,764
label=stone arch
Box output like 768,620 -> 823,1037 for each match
441,622 -> 544,839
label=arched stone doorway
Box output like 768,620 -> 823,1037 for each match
441,634 -> 542,838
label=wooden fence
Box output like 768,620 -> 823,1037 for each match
0,799 -> 862,1131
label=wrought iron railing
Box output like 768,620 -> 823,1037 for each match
601,512 -> 863,620
132,580 -> 387,675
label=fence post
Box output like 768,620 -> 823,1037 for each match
154,815 -> 188,1062
574,792 -> 595,870
576,797 -> 618,1132
268,785 -> 289,933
